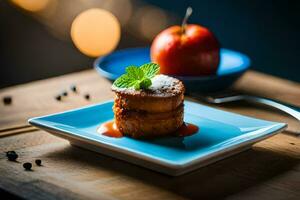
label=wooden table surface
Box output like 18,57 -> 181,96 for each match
0,69 -> 299,200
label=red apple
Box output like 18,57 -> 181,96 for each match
151,24 -> 220,76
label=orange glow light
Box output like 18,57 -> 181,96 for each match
11,0 -> 50,12
71,8 -> 121,57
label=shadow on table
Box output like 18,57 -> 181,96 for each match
46,144 -> 298,199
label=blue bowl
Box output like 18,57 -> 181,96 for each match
94,47 -> 251,93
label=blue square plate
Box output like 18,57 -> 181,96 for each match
29,100 -> 286,176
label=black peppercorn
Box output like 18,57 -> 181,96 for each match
70,85 -> 77,93
6,151 -> 18,161
55,95 -> 62,101
6,150 -> 16,155
84,94 -> 90,100
23,162 -> 32,170
3,96 -> 12,105
62,91 -> 68,96
35,159 -> 42,166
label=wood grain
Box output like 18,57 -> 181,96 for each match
0,69 -> 299,200
0,70 -> 114,130
0,131 -> 299,200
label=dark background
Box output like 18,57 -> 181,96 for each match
1,0 -> 299,89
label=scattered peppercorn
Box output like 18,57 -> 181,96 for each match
84,94 -> 90,100
3,96 -> 12,105
23,162 -> 32,170
35,159 -> 42,166
6,150 -> 16,155
62,91 -> 68,96
55,95 -> 62,101
70,85 -> 77,93
6,151 -> 18,161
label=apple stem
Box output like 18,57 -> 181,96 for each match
181,6 -> 193,34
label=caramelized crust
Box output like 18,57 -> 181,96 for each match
114,104 -> 184,138
112,75 -> 185,138
112,75 -> 184,113
114,93 -> 183,113
114,103 -> 183,121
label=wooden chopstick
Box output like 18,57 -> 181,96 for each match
0,126 -> 39,138
0,124 -> 32,133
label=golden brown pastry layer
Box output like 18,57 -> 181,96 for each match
114,104 -> 183,138
112,75 -> 185,138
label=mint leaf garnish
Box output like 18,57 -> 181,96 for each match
126,66 -> 144,80
140,78 -> 152,89
113,63 -> 159,90
134,81 -> 140,90
140,63 -> 160,78
113,74 -> 136,88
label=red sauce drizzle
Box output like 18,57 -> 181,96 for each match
174,123 -> 199,137
97,121 -> 123,138
98,121 -> 198,138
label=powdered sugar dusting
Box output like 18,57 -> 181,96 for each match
112,74 -> 183,97
149,75 -> 179,91
111,84 -> 135,92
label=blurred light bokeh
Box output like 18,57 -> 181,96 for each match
11,0 -> 51,12
71,8 -> 121,57
1,0 -> 300,88
9,0 -> 176,43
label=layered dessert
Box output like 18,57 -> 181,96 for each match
112,74 -> 184,138
98,63 -> 198,139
